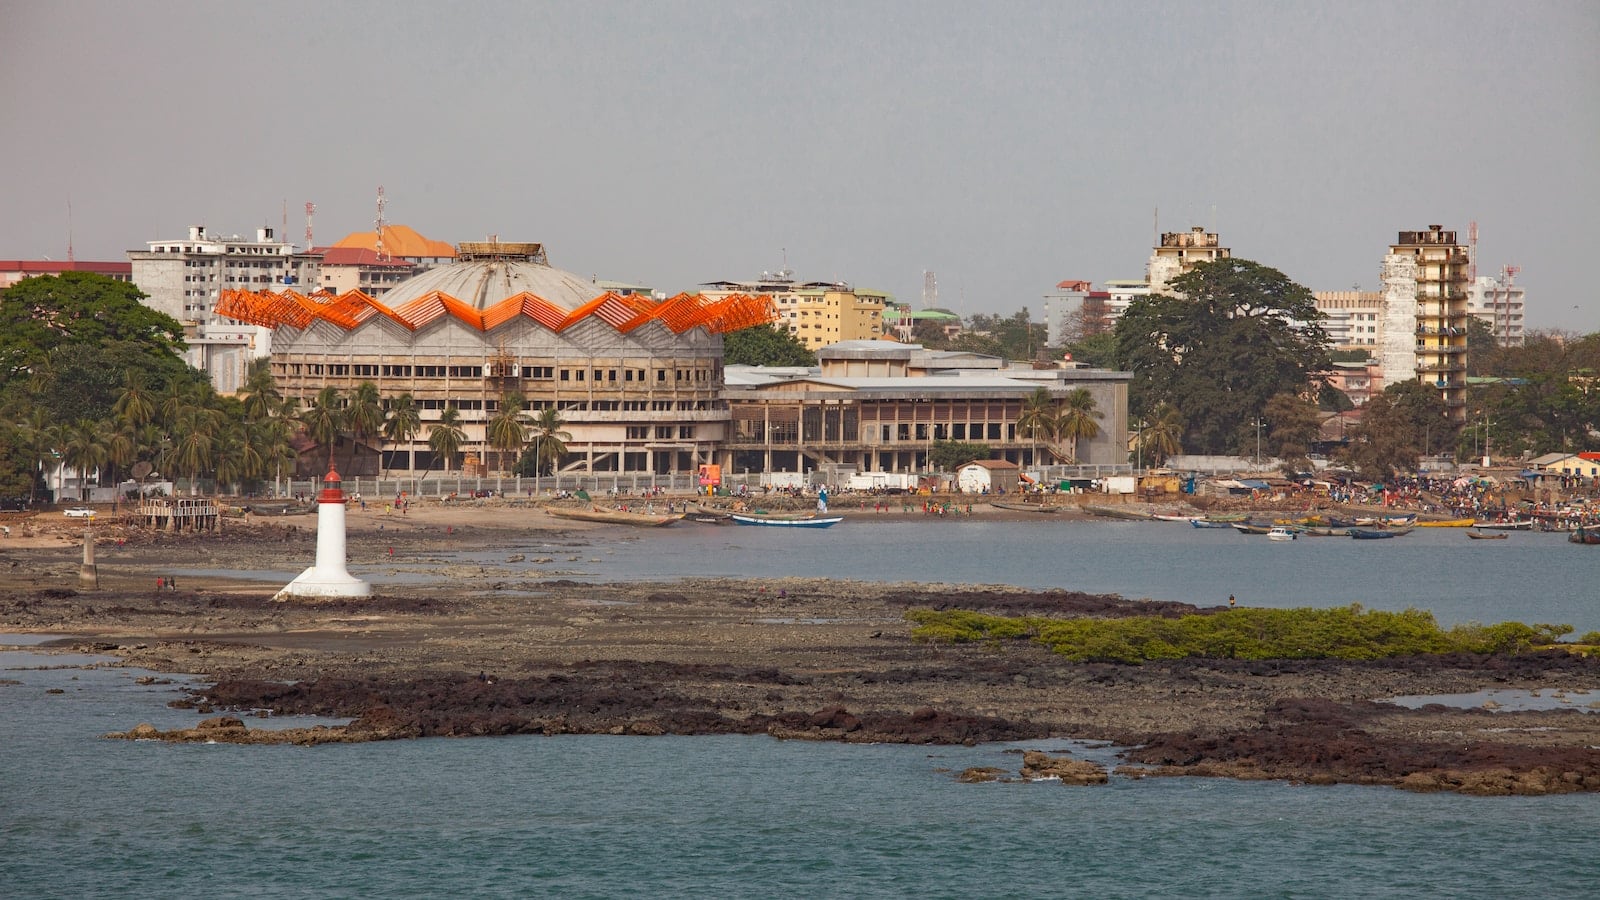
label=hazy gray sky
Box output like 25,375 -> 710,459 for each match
4,1 -> 1597,330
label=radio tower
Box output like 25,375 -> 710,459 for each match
922,270 -> 938,310
304,202 -> 316,251
374,185 -> 388,261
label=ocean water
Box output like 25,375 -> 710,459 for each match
4,650 -> 1599,899
372,518 -> 1600,634
11,521 -> 1600,897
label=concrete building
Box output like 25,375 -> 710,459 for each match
316,247 -> 422,298
1381,225 -> 1470,422
218,240 -> 774,478
127,226 -> 320,391
1043,280 -> 1116,346
701,270 -> 886,351
0,259 -> 132,289
1466,275 -> 1526,347
1319,360 -> 1383,407
1148,227 -> 1230,295
1312,291 -> 1384,352
721,340 -> 1130,477
882,304 -> 962,342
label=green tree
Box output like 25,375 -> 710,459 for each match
516,407 -> 572,485
302,386 -> 345,457
1064,332 -> 1118,369
486,392 -> 529,473
345,381 -> 385,472
59,418 -> 110,502
1339,381 -> 1448,478
0,272 -> 185,384
930,440 -> 992,471
1056,388 -> 1103,463
1114,258 -> 1331,454
1261,392 -> 1323,472
1133,403 -> 1184,468
382,393 -> 422,474
427,405 -> 466,473
722,324 -> 816,367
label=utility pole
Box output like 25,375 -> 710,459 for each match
1252,418 -> 1265,467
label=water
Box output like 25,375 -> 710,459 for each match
14,521 -> 1600,897
3,651 -> 1597,899
348,519 -> 1600,634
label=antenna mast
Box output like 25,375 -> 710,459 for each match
374,185 -> 388,261
304,202 -> 316,251
1467,220 -> 1478,284
66,198 -> 74,263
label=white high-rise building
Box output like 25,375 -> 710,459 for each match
128,226 -> 321,392
1466,275 -> 1526,346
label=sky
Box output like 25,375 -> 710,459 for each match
3,0 -> 1597,331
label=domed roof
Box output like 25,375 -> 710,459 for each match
380,254 -> 606,312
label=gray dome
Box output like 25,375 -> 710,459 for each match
380,257 -> 605,311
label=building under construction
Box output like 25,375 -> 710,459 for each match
217,241 -> 775,477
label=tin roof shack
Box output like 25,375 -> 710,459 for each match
956,459 -> 1020,494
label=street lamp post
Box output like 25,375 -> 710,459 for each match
1132,419 -> 1146,474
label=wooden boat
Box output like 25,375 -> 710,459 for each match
544,506 -> 684,527
1569,526 -> 1600,545
1301,525 -> 1354,537
1189,518 -> 1235,528
1200,512 -> 1250,523
730,513 -> 843,528
1230,522 -> 1278,535
1465,530 -> 1509,540
1084,505 -> 1153,520
1350,526 -> 1413,539
1415,517 -> 1474,528
1471,519 -> 1534,530
991,501 -> 1061,513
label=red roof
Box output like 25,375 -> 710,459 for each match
316,247 -> 416,268
0,260 -> 132,275
1056,280 -> 1093,291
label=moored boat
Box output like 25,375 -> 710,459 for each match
1084,505 -> 1153,520
1471,519 -> 1534,530
1465,530 -> 1509,540
730,513 -> 843,528
1350,525 -> 1413,539
1570,525 -> 1600,545
991,501 -> 1061,513
1266,526 -> 1297,542
545,505 -> 684,527
1415,517 -> 1474,528
1189,518 -> 1236,528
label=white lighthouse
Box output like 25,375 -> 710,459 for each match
274,463 -> 370,601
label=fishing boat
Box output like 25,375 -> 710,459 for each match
544,506 -> 684,527
1230,522 -> 1278,535
1189,518 -> 1236,529
1350,526 -> 1413,539
1471,519 -> 1534,530
991,501 -> 1061,514
1415,517 -> 1474,528
1266,526 -> 1298,542
730,513 -> 843,528
1570,525 -> 1600,545
1465,530 -> 1509,540
1084,505 -> 1153,520
1301,525 -> 1354,537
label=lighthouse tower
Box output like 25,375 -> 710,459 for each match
274,462 -> 370,600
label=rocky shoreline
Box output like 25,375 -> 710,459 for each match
7,513 -> 1600,795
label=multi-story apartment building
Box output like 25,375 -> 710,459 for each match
127,226 -> 321,392
1148,227 -> 1230,295
701,269 -> 884,351
1466,275 -> 1526,346
316,247 -> 421,298
1381,225 -> 1470,422
1312,291 -> 1384,352
1043,280 -> 1117,346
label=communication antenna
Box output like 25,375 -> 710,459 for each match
66,198 -> 74,263
304,202 -> 316,250
374,185 -> 388,261
1467,220 -> 1478,284
923,270 -> 938,310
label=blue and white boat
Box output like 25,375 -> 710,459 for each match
730,514 -> 843,528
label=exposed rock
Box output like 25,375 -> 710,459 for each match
1020,750 -> 1107,785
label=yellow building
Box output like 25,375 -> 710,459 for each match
790,286 -> 886,351
1383,225 -> 1470,422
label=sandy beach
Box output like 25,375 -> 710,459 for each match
4,497 -> 1599,795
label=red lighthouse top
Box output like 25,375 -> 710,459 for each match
318,463 -> 346,504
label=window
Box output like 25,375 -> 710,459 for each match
626,426 -> 648,440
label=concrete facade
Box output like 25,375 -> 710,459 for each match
1313,290 -> 1384,351
1148,227 -> 1230,295
1467,275 -> 1526,347
701,271 -> 885,351
1388,225 -> 1470,422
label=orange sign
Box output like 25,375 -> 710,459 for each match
698,464 -> 722,486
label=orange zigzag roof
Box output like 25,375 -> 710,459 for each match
217,288 -> 776,336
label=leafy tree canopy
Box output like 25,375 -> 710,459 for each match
930,440 -> 992,471
1114,258 -> 1330,454
0,273 -> 185,384
722,324 -> 816,367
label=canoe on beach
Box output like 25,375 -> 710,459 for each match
544,506 -> 684,527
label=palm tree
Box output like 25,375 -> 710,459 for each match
239,362 -> 281,425
485,392 -> 529,474
382,393 -> 421,475
112,368 -> 157,428
427,405 -> 466,474
1135,403 -> 1184,468
345,381 -> 384,474
1055,388 -> 1103,463
167,406 -> 219,496
302,386 -> 345,463
60,418 -> 110,503
1015,387 -> 1058,469
527,407 -> 571,493
15,409 -> 60,505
